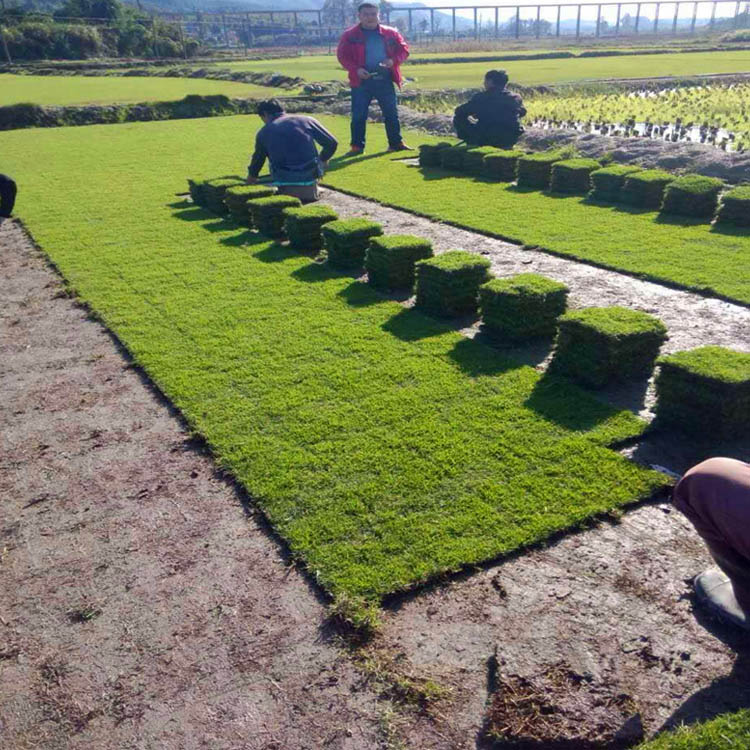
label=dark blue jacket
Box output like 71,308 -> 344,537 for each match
453,88 -> 526,148
248,114 -> 338,184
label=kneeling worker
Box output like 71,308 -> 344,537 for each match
453,69 -> 526,149
0,173 -> 17,222
247,99 -> 338,203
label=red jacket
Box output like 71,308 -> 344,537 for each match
336,23 -> 410,89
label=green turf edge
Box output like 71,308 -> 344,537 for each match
636,709 -> 750,749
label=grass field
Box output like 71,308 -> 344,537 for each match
0,74 -> 284,107
323,148 -> 750,306
637,709 -> 750,749
216,49 -> 750,88
0,114 -> 665,607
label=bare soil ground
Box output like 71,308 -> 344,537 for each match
2,194 -> 749,750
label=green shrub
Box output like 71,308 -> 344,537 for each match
415,250 -> 492,318
655,346 -> 750,439
483,149 -> 525,182
621,169 -> 675,209
463,146 -> 503,175
588,165 -> 643,203
321,218 -> 384,269
516,150 -> 565,190
283,203 -> 339,251
716,185 -> 750,226
224,184 -> 276,226
660,174 -> 724,218
550,306 -> 667,388
479,273 -> 569,342
440,144 -> 471,171
549,158 -> 601,194
418,141 -> 453,168
249,195 -> 302,238
365,234 -> 434,290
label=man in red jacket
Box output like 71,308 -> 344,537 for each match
337,2 -> 412,156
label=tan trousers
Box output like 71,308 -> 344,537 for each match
276,183 -> 319,204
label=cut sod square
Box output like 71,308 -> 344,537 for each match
716,185 -> 750,227
415,250 -> 492,318
419,141 -> 453,168
479,273 -> 569,342
365,234 -> 434,290
621,169 -> 675,209
549,158 -> 602,194
201,176 -> 245,214
550,306 -> 668,389
282,203 -> 339,251
588,165 -> 643,203
322,218 -> 384,269
463,146 -> 503,175
655,346 -> 750,439
660,174 -> 724,219
483,149 -> 525,182
516,150 -> 565,190
224,185 -> 276,227
249,195 -> 302,238
440,144 -> 472,171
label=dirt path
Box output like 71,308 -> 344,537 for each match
2,205 -> 749,749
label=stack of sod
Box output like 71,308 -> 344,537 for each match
716,185 -> 750,226
282,203 -> 339,251
322,218 -> 384,269
187,178 -> 206,206
419,142 -> 453,168
224,185 -> 276,227
200,176 -> 245,214
655,346 -> 750,440
440,144 -> 471,171
588,165 -> 643,203
549,158 -> 602,194
621,169 -> 675,209
549,306 -> 667,389
483,149 -> 525,182
463,146 -> 502,176
516,150 -> 565,190
660,174 -> 724,219
249,195 -> 302,238
415,250 -> 492,318
479,273 -> 569,342
365,234 -> 434,291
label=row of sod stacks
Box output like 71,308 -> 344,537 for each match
549,307 -> 668,389
716,185 -> 750,226
418,142 -> 453,168
549,158 -> 602,194
225,185 -> 276,227
415,250 -> 492,317
620,170 -> 675,209
588,165 -> 643,203
322,218 -> 384,269
661,174 -> 724,218
366,235 -> 434,290
483,150 -> 525,182
283,204 -> 339,251
249,196 -> 302,238
479,274 -> 569,341
516,150 -> 566,189
463,146 -> 503,175
655,346 -> 750,440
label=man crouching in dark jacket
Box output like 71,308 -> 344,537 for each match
247,99 -> 338,203
453,70 -> 526,149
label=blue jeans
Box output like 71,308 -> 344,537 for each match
350,77 -> 402,150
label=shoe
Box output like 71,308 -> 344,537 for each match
694,567 -> 750,631
387,142 -> 414,152
343,146 -> 364,157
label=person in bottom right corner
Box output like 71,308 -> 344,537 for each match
0,173 -> 17,221
673,457 -> 750,631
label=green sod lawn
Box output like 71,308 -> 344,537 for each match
323,145 -> 750,306
1,114 -> 665,605
637,710 -> 750,749
0,74 -> 284,107
216,49 -> 750,88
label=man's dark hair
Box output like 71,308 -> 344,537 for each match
358,2 -> 378,11
257,99 -> 285,117
485,69 -> 509,89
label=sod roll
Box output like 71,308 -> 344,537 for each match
549,158 -> 601,195
588,165 -> 643,203
716,185 -> 750,227
249,195 -> 302,238
415,250 -> 492,317
365,234 -> 434,290
322,218 -> 384,269
660,174 -> 724,219
621,169 -> 675,209
282,203 -> 339,251
516,150 -> 565,190
483,150 -> 525,182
